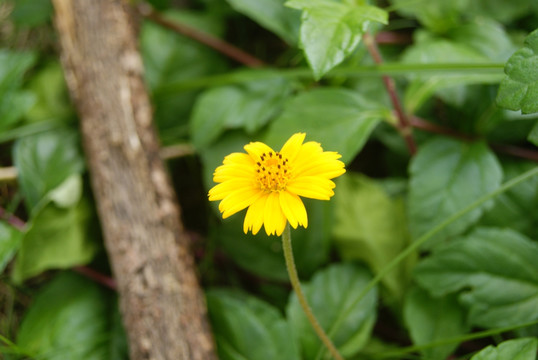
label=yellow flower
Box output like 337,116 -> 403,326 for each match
208,133 -> 346,236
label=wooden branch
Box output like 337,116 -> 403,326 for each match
51,1 -> 217,359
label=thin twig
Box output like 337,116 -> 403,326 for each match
375,31 -> 412,45
364,33 -> 417,155
137,2 -> 265,68
159,143 -> 195,160
0,167 -> 17,182
0,207 -> 25,231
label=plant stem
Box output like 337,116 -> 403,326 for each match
281,224 -> 344,360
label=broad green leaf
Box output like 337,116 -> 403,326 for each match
207,289 -> 301,360
404,287 -> 469,360
0,222 -> 23,273
17,272 -> 128,360
0,50 -> 37,132
140,10 -> 228,144
497,29 -> 538,114
13,127 -> 85,212
414,227 -> 538,328
264,88 -> 389,164
470,338 -> 538,360
190,73 -> 293,150
12,199 -> 97,283
480,160 -> 538,240
286,0 -> 387,79
408,137 -> 502,249
466,0 -> 535,24
9,0 -> 53,27
390,0 -> 465,33
225,0 -> 301,44
332,174 -> 414,303
287,263 -> 377,359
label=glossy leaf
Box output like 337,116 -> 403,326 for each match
16,272 -> 128,360
190,73 -> 293,149
497,29 -> 538,114
207,289 -> 301,360
404,287 -> 469,360
264,88 -> 389,164
414,227 -> 538,328
287,263 -> 377,359
408,137 -> 502,249
286,0 -> 387,79
13,128 -> 85,212
332,174 -> 414,303
0,222 -> 23,273
12,199 -> 97,283
470,338 -> 538,360
225,0 -> 300,44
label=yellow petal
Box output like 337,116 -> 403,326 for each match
279,191 -> 308,229
244,141 -> 275,160
279,133 -> 306,163
294,156 -> 346,179
213,163 -> 255,183
263,192 -> 287,236
286,177 -> 335,200
243,194 -> 269,235
208,179 -> 257,201
220,187 -> 263,219
223,152 -> 255,166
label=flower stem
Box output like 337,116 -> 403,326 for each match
281,224 -> 344,360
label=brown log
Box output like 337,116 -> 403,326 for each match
51,1 -> 217,359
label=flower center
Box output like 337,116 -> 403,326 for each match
255,151 -> 291,192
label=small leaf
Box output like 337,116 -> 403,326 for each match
16,272 -> 128,360
286,0 -> 387,79
190,73 -> 293,149
264,88 -> 388,164
13,127 -> 85,212
0,222 -> 23,273
12,199 -> 97,283
287,263 -> 377,359
414,227 -> 538,328
332,174 -> 414,303
497,29 -> 538,114
207,289 -> 301,360
408,137 -> 502,249
470,338 -> 538,360
404,287 -> 469,360
225,0 -> 301,44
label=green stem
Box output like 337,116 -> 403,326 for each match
317,165 -> 538,359
281,224 -> 345,360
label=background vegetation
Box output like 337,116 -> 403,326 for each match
1,0 -> 537,359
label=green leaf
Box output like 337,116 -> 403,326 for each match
9,0 -> 53,27
12,199 -> 97,283
414,227 -> 538,328
390,0 -> 464,33
0,50 -> 37,132
207,289 -> 301,360
17,272 -> 128,360
190,73 -> 293,150
286,0 -> 387,79
470,338 -> 538,360
225,0 -> 301,44
497,29 -> 538,114
0,222 -> 23,273
332,174 -> 414,303
403,287 -> 469,360
264,88 -> 388,164
13,127 -> 85,212
286,263 -> 377,359
408,138 -> 502,249
529,122 -> 538,146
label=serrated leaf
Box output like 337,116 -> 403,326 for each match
407,137 -> 502,249
225,0 -> 301,44
17,272 -> 128,360
287,263 -> 377,359
207,289 -> 301,360
0,222 -> 23,273
332,174 -> 414,303
414,227 -> 538,328
286,0 -> 387,79
264,88 -> 388,164
12,199 -> 97,283
404,287 -> 469,360
470,338 -> 538,360
13,128 -> 85,212
190,73 -> 293,150
497,29 -> 538,114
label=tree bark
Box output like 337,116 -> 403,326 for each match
51,1 -> 217,359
